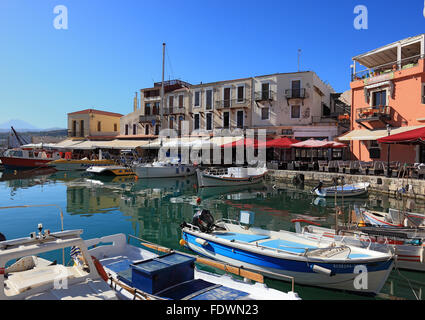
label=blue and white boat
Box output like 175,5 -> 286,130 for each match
312,182 -> 370,198
180,210 -> 394,295
86,233 -> 300,300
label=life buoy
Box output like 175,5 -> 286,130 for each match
91,256 -> 109,282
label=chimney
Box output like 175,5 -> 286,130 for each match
133,92 -> 138,112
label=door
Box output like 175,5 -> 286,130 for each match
236,110 -> 244,128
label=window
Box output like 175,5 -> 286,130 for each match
154,102 -> 160,114
236,110 -> 244,128
133,124 -> 137,135
72,121 -> 77,136
97,121 -> 101,132
237,85 -> 244,102
169,96 -> 174,107
372,90 -> 387,106
223,87 -> 231,108
125,124 -> 129,135
145,125 -> 150,135
368,141 -> 381,159
261,107 -> 270,120
145,103 -> 151,115
80,120 -> 84,137
194,91 -> 200,107
206,112 -> 213,130
261,82 -> 270,100
422,84 -> 425,104
322,103 -> 331,117
291,80 -> 301,98
178,95 -> 184,107
169,116 -> 174,130
205,89 -> 213,110
194,114 -> 200,130
155,125 -> 160,136
223,111 -> 230,128
291,105 -> 301,119
114,123 -> 118,132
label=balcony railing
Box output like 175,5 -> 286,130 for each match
215,99 -> 251,109
139,114 -> 161,123
254,91 -> 276,101
351,54 -> 424,82
68,130 -> 85,138
285,88 -> 306,99
163,107 -> 186,115
356,106 -> 391,122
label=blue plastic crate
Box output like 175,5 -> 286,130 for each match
130,253 -> 196,295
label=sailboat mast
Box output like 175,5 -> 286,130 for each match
161,43 -> 166,119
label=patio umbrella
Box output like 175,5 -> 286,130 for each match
291,139 -> 333,148
266,137 -> 300,149
377,126 -> 425,144
328,141 -> 348,149
221,138 -> 268,149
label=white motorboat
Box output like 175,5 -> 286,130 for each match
86,165 -> 135,177
85,233 -> 300,300
359,208 -> 425,228
133,158 -> 196,178
196,167 -> 267,188
312,182 -> 370,198
292,219 -> 425,272
180,210 -> 395,295
0,224 -> 118,300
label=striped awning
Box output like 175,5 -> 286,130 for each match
339,126 -> 425,141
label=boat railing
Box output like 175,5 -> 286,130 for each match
203,167 -> 228,176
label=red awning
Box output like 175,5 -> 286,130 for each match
377,127 -> 425,144
291,139 -> 333,148
221,138 -> 267,148
266,137 -> 300,149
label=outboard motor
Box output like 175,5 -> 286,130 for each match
312,181 -> 323,193
192,209 -> 215,233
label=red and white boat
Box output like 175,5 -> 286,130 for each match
0,148 -> 61,170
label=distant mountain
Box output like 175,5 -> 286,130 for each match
0,120 -> 65,133
0,119 -> 39,131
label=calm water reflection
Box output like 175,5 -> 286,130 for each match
0,168 -> 424,300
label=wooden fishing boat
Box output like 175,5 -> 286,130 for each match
180,210 -> 394,295
196,167 -> 267,188
85,234 -> 300,300
0,223 -> 118,300
0,148 -> 61,170
312,182 -> 370,198
292,219 -> 425,272
359,208 -> 425,228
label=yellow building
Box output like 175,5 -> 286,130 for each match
68,109 -> 123,140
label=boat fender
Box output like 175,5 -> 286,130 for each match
311,264 -> 334,277
195,238 -> 209,246
91,256 -> 109,282
179,239 -> 187,247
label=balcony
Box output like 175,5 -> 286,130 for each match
139,114 -> 161,123
163,107 -> 186,115
356,106 -> 391,124
216,99 -> 251,109
285,88 -> 306,99
68,130 -> 85,138
254,91 -> 276,102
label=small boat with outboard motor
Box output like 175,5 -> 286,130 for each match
312,181 -> 370,198
180,209 -> 395,295
86,165 -> 136,177
84,233 -> 300,300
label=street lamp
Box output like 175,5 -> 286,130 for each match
386,124 -> 391,177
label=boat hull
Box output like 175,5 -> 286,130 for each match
134,164 -> 196,178
182,230 -> 394,295
49,159 -> 115,171
197,169 -> 266,188
314,183 -> 370,198
0,157 -> 52,169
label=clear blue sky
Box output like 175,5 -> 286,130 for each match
0,0 -> 423,128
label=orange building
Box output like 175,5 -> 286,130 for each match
340,34 -> 425,164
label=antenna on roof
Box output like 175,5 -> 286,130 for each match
298,49 -> 302,72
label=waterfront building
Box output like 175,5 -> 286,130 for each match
68,109 -> 123,141
341,34 -> 425,164
119,80 -> 191,139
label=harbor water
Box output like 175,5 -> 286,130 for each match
0,168 -> 424,300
